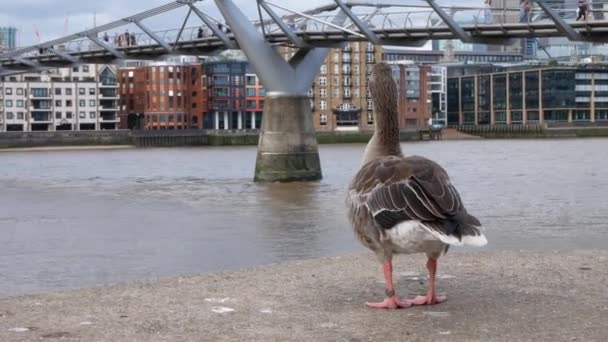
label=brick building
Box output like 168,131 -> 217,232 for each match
118,63 -> 206,130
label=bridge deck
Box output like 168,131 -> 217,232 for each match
2,20 -> 608,72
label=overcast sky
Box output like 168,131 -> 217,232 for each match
1,0 -> 481,47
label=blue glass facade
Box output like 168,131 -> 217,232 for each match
0,27 -> 17,50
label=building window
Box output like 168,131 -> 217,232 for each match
16,88 -> 23,95
320,89 -> 327,98
5,88 -> 12,95
367,111 -> 374,124
246,88 -> 256,97
55,112 -> 62,119
17,112 -> 24,120
66,100 -> 73,107
66,112 -> 73,119
333,88 -> 340,98
367,99 -> 373,110
79,100 -> 85,107
90,112 -> 96,119
79,88 -> 85,95
366,53 -> 375,63
79,111 -> 86,118
89,100 -> 96,107
55,100 -> 62,107
333,64 -> 340,75
89,88 -> 95,95
55,88 -> 62,95
320,113 -> 328,125
319,77 -> 327,86
6,112 -> 14,119
344,87 -> 351,98
16,100 -> 24,108
320,100 -> 327,110
6,100 -> 13,107
320,65 -> 327,75
66,88 -> 72,96
83,65 -> 89,72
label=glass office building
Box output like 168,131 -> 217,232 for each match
447,66 -> 608,126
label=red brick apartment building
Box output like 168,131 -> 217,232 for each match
118,64 -> 206,130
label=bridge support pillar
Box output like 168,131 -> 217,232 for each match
255,94 -> 321,182
214,0 -> 346,182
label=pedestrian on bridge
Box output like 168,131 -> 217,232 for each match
577,0 -> 589,21
520,0 -> 531,23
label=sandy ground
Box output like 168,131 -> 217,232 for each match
1,250 -> 607,341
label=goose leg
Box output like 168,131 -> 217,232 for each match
409,257 -> 447,305
366,260 -> 412,309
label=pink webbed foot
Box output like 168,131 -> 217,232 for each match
409,293 -> 447,306
366,296 -> 412,309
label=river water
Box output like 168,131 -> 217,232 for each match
1,139 -> 607,296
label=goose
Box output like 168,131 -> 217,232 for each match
346,62 -> 487,309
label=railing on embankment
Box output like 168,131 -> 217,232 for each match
454,123 -> 608,138
131,129 -> 259,147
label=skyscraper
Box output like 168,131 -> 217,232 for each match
0,27 -> 18,50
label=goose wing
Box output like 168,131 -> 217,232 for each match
349,155 -> 481,243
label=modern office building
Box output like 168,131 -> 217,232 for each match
383,48 -> 524,65
0,27 -> 17,51
203,61 -> 263,130
446,65 -> 608,126
0,64 -> 119,132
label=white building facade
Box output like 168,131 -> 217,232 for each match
0,64 -> 119,132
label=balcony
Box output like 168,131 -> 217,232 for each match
30,106 -> 52,111
100,115 -> 120,122
29,93 -> 51,99
99,77 -> 118,87
333,103 -> 361,128
31,113 -> 52,122
99,89 -> 119,99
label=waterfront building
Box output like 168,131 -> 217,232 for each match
279,42 -> 382,132
203,61 -> 263,130
383,48 -> 524,64
118,62 -> 205,130
446,64 -> 608,126
0,65 -> 119,132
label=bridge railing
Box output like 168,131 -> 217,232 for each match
4,1 -> 608,64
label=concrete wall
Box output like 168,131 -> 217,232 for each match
0,130 -> 132,148
0,129 -> 426,149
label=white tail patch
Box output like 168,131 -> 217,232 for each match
418,222 -> 488,247
461,231 -> 488,247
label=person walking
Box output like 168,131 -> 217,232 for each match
577,0 -> 589,21
520,0 -> 531,23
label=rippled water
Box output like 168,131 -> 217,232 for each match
1,139 -> 607,296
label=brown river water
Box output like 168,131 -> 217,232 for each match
1,139 -> 607,296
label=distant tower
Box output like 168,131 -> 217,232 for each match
0,27 -> 18,50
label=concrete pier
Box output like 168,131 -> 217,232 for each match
1,250 -> 606,341
254,94 -> 322,182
